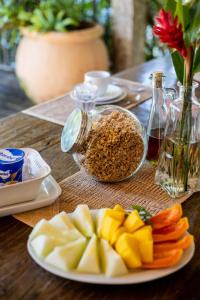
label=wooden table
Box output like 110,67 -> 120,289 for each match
0,56 -> 200,300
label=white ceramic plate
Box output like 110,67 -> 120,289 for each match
27,209 -> 195,285
70,84 -> 126,104
96,84 -> 123,102
96,90 -> 127,105
0,175 -> 61,217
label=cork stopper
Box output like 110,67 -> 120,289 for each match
152,71 -> 164,88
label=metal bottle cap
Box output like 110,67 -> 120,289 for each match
61,108 -> 88,153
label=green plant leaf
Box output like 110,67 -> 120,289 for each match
56,11 -> 65,21
132,205 -> 152,222
165,0 -> 177,15
171,51 -> 184,83
189,2 -> 200,41
175,0 -> 190,30
62,18 -> 79,27
192,47 -> 200,74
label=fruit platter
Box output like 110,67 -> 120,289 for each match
28,203 -> 195,284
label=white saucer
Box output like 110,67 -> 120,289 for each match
0,175 -> 61,217
96,90 -> 127,105
96,84 -> 124,102
70,84 -> 127,105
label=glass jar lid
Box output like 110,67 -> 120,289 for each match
61,108 -> 88,153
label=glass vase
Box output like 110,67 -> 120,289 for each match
155,82 -> 200,198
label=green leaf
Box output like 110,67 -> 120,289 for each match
171,51 -> 184,83
56,11 -> 65,21
174,0 -> 197,6
192,47 -> 200,74
189,2 -> 200,41
165,0 -> 176,15
62,18 -> 79,27
175,0 -> 190,30
44,9 -> 55,26
132,205 -> 152,222
54,22 -> 65,32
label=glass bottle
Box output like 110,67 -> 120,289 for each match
61,83 -> 147,182
155,82 -> 200,198
146,72 -> 175,164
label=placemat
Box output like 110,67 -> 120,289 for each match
14,163 -> 190,227
23,78 -> 151,126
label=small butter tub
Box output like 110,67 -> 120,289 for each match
0,148 -> 25,185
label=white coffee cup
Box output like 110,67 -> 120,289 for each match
84,71 -> 110,97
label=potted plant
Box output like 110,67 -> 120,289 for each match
0,0 -> 109,102
153,0 -> 200,198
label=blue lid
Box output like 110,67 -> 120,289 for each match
0,148 -> 25,164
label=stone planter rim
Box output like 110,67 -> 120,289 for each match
20,23 -> 104,44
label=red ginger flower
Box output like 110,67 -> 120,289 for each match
153,9 -> 187,58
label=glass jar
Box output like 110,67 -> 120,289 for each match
155,82 -> 200,198
61,84 -> 147,182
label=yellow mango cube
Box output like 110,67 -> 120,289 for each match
124,210 -> 144,233
110,226 -> 126,246
131,225 -> 152,242
113,204 -> 125,213
139,240 -> 153,263
100,215 -> 122,242
115,233 -> 142,268
105,210 -> 125,222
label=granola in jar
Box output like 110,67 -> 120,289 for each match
61,106 -> 146,182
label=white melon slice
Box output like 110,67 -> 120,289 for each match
95,208 -> 109,236
72,205 -> 94,237
63,228 -> 84,240
77,234 -> 101,274
31,235 -> 57,258
49,211 -> 76,231
100,239 -> 128,277
29,219 -> 63,240
45,237 -> 87,271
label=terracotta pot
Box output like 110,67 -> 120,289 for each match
16,24 -> 109,103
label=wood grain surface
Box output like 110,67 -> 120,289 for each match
0,56 -> 200,300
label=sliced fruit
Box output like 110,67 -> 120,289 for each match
150,204 -> 182,229
45,237 -> 87,271
29,219 -> 64,240
100,215 -> 122,242
153,223 -> 178,235
143,249 -> 183,269
115,233 -> 142,268
49,211 -> 76,230
154,234 -> 194,253
153,217 -> 189,242
105,209 -> 125,222
77,234 -> 101,274
100,239 -> 128,277
113,204 -> 125,213
110,226 -> 126,246
139,240 -> 153,263
124,210 -> 144,233
72,204 -> 94,237
153,249 -> 183,259
95,208 -> 109,236
31,235 -> 56,258
131,225 -> 152,242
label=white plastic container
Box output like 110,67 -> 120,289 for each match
0,148 -> 51,207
